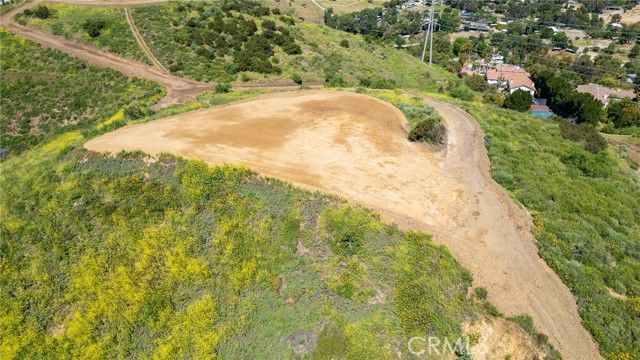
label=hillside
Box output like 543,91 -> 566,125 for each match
0,29 -> 162,151
18,1 -> 456,90
3,0 -> 640,359
0,21 -> 560,360
451,99 -> 640,359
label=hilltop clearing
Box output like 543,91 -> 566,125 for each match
86,90 -> 601,359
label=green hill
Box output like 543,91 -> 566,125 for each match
0,21 -> 562,359
20,1 -> 456,90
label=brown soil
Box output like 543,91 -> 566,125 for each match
85,90 -> 602,360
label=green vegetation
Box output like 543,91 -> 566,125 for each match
1,131 -> 484,359
0,30 -> 162,152
19,3 -> 149,63
366,90 -> 445,144
129,1 -> 455,89
606,98 -> 640,129
0,1 -> 25,15
454,100 -> 640,359
533,70 -> 605,125
503,89 -> 533,113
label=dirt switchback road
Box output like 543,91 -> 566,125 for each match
86,91 -> 602,360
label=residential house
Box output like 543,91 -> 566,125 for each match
486,66 -> 536,96
576,84 -> 636,107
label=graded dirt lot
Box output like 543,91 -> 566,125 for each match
86,90 -> 601,359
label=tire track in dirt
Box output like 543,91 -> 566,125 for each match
124,7 -> 166,73
85,91 -> 602,360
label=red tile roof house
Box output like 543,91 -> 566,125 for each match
486,66 -> 536,96
576,84 -> 636,107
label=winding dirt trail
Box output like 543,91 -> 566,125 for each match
124,7 -> 166,73
85,91 -> 601,360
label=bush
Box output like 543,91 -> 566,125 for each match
503,89 -> 532,112
339,39 -> 349,48
82,18 -> 107,38
561,147 -> 614,177
324,68 -> 347,87
474,287 -> 488,300
448,87 -> 474,101
370,78 -> 396,89
291,73 -> 302,84
215,83 -> 231,93
33,5 -> 51,19
558,120 -> 607,154
281,40 -> 302,55
408,118 -> 445,144
465,74 -> 489,92
124,103 -> 145,120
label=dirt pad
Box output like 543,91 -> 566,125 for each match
85,90 -> 601,359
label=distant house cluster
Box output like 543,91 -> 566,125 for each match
485,66 -> 536,96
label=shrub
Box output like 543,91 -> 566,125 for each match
448,87 -> 474,101
465,74 -> 489,92
215,83 -> 231,93
321,205 -> 371,257
33,5 -> 51,19
324,68 -> 347,87
561,147 -> 614,177
558,120 -> 607,154
370,78 -> 396,89
339,39 -> 349,48
503,90 -> 532,112
474,287 -> 488,300
82,18 -> 107,38
124,103 -> 145,120
291,73 -> 302,84
281,41 -> 301,55
408,118 -> 444,144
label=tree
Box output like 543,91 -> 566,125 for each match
438,9 -> 461,34
82,19 -> 107,38
572,55 -> 596,83
34,5 -> 51,19
464,74 -> 489,92
503,90 -> 532,112
608,99 -> 640,128
552,32 -> 571,49
571,92 -> 603,125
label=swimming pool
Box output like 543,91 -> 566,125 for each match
532,109 -> 553,118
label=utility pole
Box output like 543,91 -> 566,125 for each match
421,0 -> 436,63
429,18 -> 436,65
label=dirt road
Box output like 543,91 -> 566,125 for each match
85,91 -> 602,359
124,7 -> 166,72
